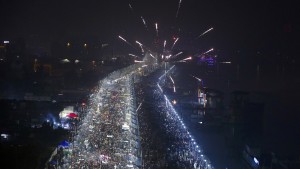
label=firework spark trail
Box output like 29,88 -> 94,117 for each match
183,56 -> 192,61
129,3 -> 133,12
118,35 -> 135,49
203,48 -> 214,54
134,60 -> 144,63
129,53 -> 139,58
173,51 -> 183,58
178,56 -> 192,62
197,27 -> 213,38
176,0 -> 182,18
191,75 -> 202,82
141,16 -> 147,29
219,61 -> 231,64
155,23 -> 158,36
171,37 -> 179,50
166,54 -> 172,59
163,40 -> 167,50
150,53 -> 157,60
169,76 -> 175,84
169,76 -> 176,92
135,41 -> 142,46
136,41 -> 144,53
136,102 -> 143,112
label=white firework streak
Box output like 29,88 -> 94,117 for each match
183,56 -> 192,60
173,51 -> 183,57
129,3 -> 133,11
164,40 -> 167,50
150,53 -> 157,60
118,35 -> 134,48
171,38 -> 179,50
203,48 -> 214,54
134,60 -> 144,63
169,76 -> 176,93
166,54 -> 172,59
197,27 -> 213,38
178,56 -> 192,62
169,76 -> 175,85
176,0 -> 182,18
155,23 -> 158,36
191,75 -> 202,82
141,16 -> 147,29
135,41 -> 144,53
118,35 -> 127,42
128,53 -> 138,57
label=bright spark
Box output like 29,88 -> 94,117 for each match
197,27 -> 214,38
169,76 -> 176,93
118,35 -> 127,42
191,75 -> 202,82
219,61 -> 231,64
150,53 -> 157,60
171,38 -> 179,50
169,76 -> 175,84
164,40 -> 167,50
173,52 -> 183,57
183,56 -> 192,61
203,48 -> 214,54
166,54 -> 172,59
118,35 -> 134,48
135,41 -> 144,53
141,16 -> 147,29
134,60 -> 144,63
176,0 -> 182,18
178,56 -> 192,62
155,23 -> 158,36
136,102 -> 142,112
136,41 -> 142,46
129,53 -> 138,57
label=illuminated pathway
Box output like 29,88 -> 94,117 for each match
61,53 -> 158,169
157,65 -> 214,169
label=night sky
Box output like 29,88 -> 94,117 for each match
0,0 -> 297,51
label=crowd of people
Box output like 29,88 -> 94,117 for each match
55,63 -> 150,169
136,67 -> 214,169
50,54 -> 215,168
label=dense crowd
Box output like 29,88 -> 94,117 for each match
55,63 -> 148,169
136,68 -> 214,169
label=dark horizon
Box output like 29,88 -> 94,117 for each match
0,0 -> 298,51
